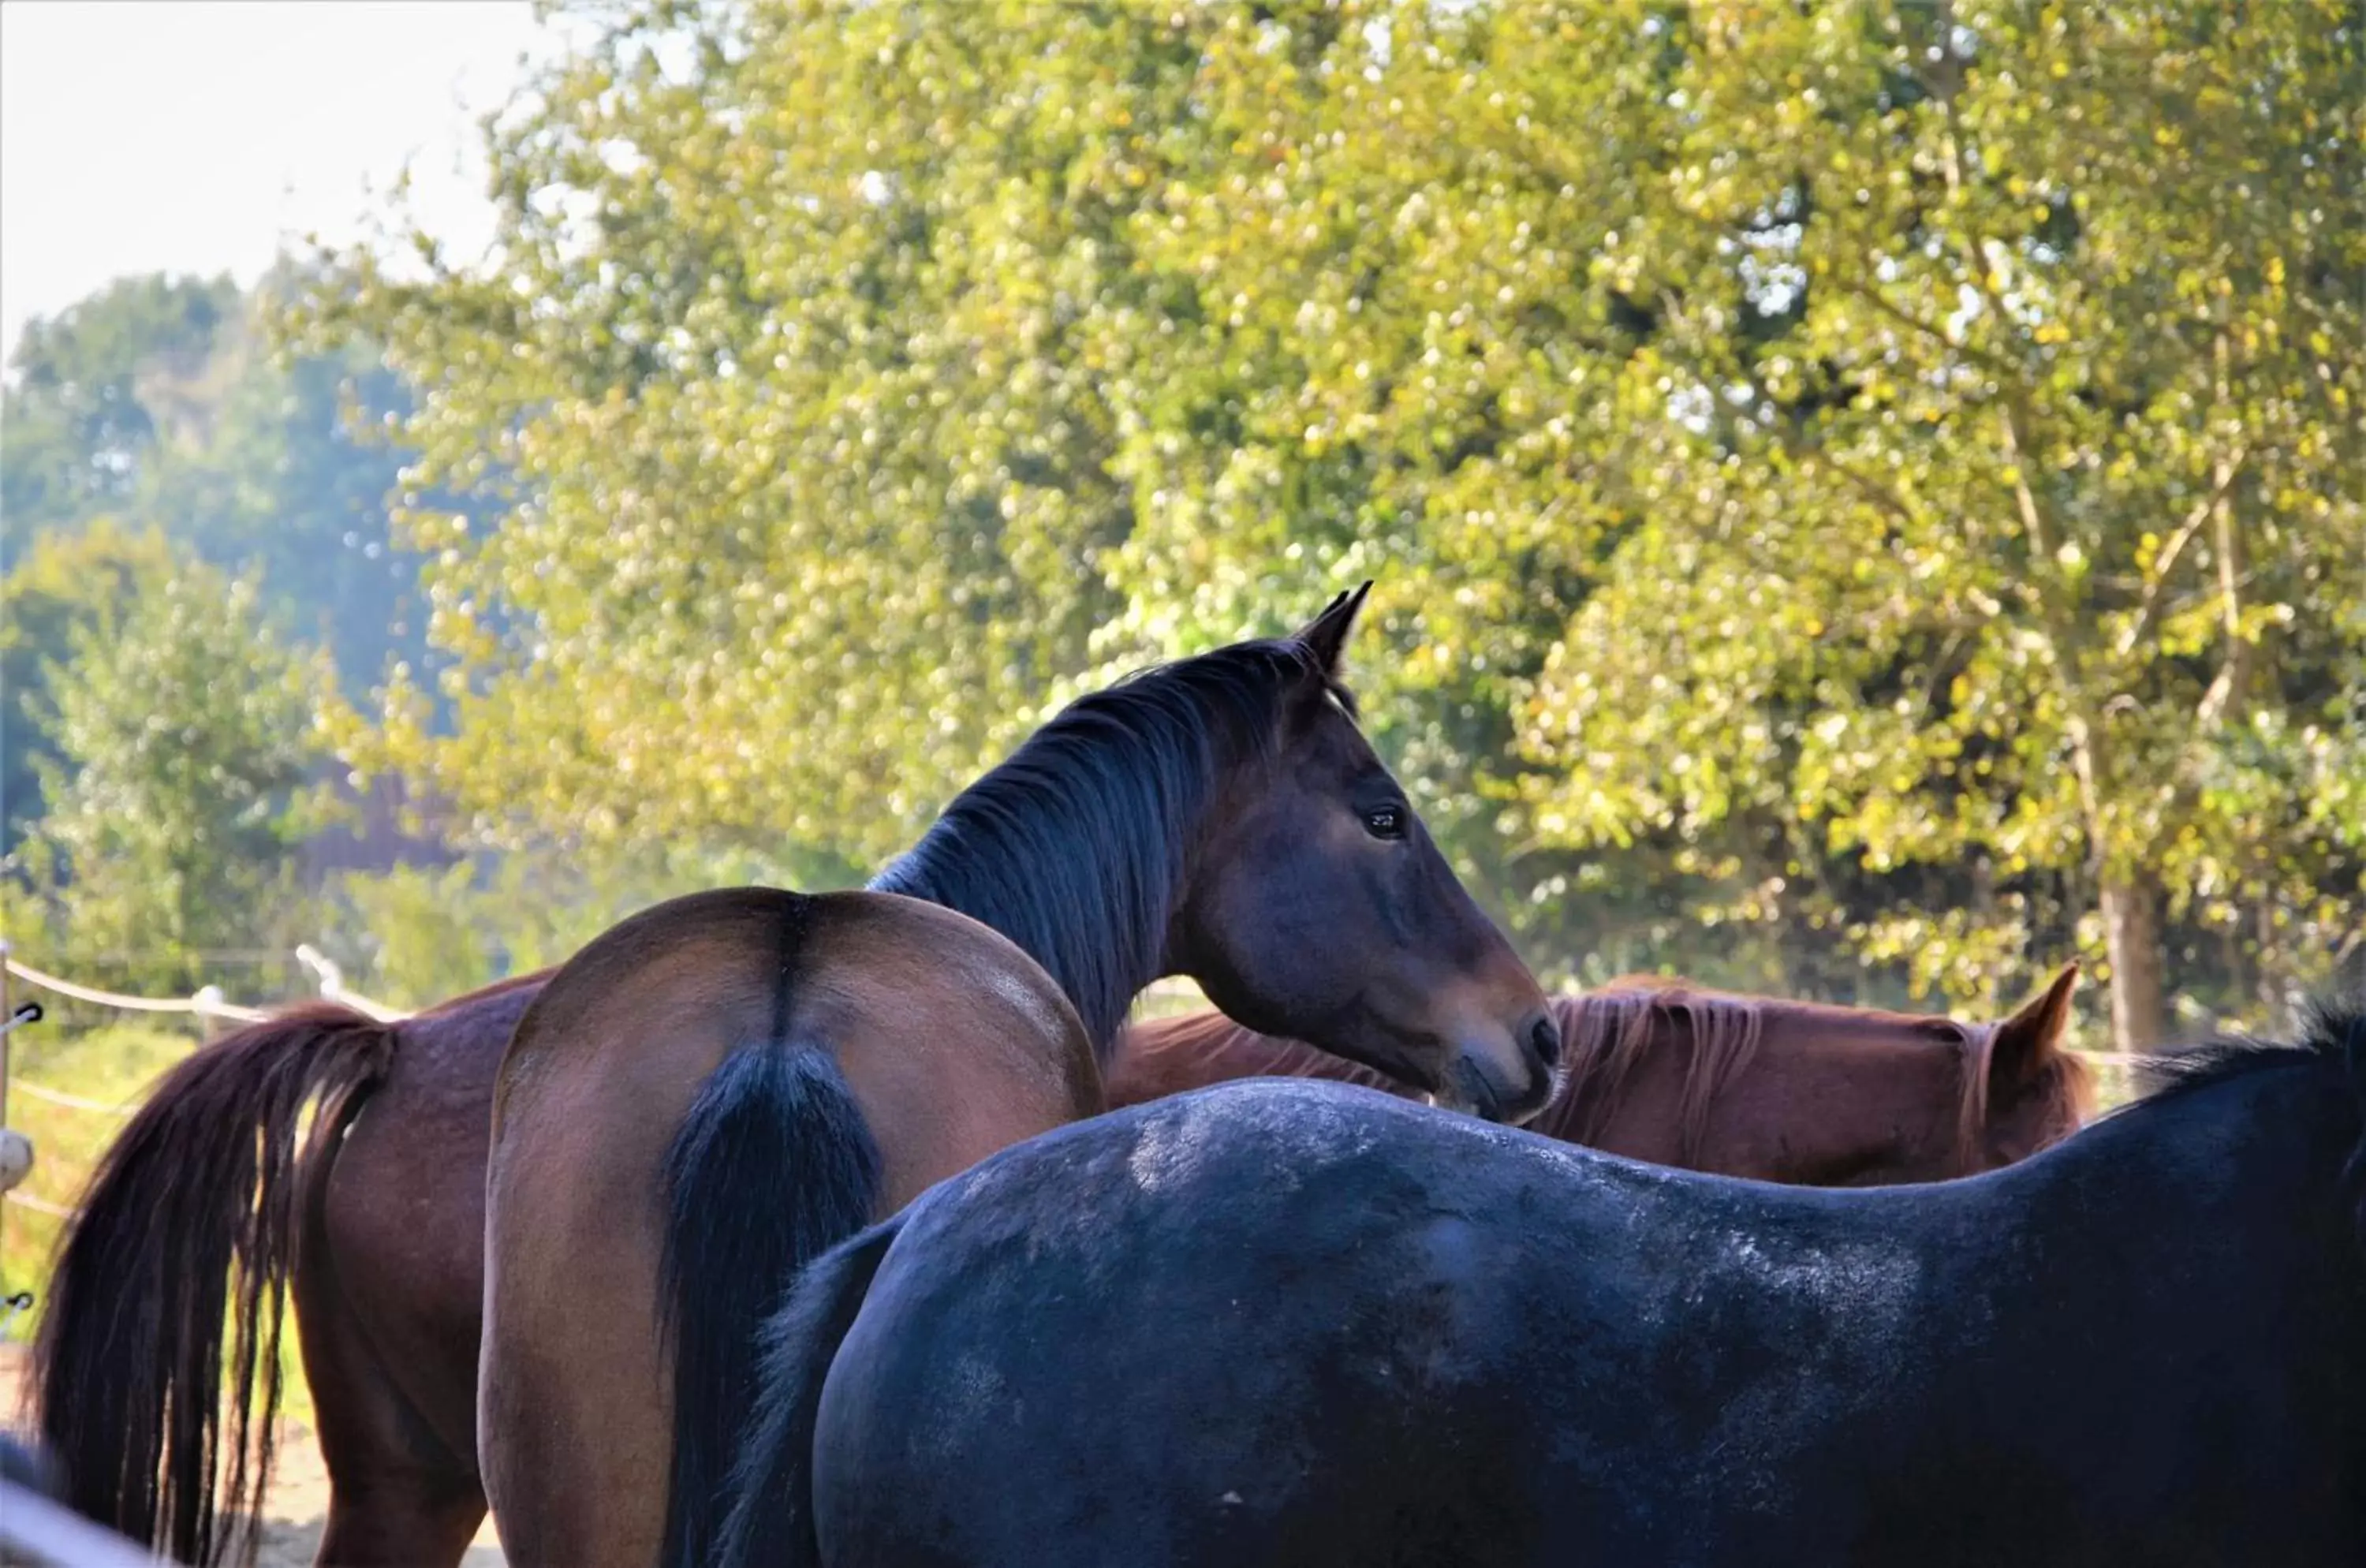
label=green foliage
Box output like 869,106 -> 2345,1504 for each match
2,274 -> 242,532
156,295 -> 435,695
298,0 -> 1205,861
2,269 -> 434,698
2,272 -> 450,990
17,558 -> 331,991
1503,0 -> 2366,1027
319,837 -> 862,1008
278,0 -> 2362,1036
0,520 -> 180,847
323,861 -> 496,1007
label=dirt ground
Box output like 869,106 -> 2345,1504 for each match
1,1345 -> 506,1567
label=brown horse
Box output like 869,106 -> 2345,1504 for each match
34,585 -> 1555,1567
31,977 -> 542,1568
1108,965 -> 2092,1183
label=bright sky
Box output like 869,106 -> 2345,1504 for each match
0,0 -> 550,360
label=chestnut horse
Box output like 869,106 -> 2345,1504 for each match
1106,966 -> 2092,1184
35,585 -> 1555,1567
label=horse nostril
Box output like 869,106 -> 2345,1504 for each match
1528,1014 -> 1562,1070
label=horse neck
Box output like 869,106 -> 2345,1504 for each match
1730,1007 -> 1984,1178
1538,990 -> 1764,1162
868,719 -> 1255,1060
870,833 -> 1180,1062
2100,1058 -> 2352,1170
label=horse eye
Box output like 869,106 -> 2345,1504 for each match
1361,804 -> 1405,841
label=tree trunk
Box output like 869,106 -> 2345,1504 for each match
2100,872 -> 2171,1053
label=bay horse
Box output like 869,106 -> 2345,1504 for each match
722,1002 -> 2366,1568
480,890 -> 1095,1568
1106,966 -> 2092,1184
34,584 -> 1556,1567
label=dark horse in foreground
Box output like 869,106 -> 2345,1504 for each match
35,585 -> 1558,1567
722,1005 -> 2366,1568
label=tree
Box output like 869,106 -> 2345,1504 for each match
162,282 -> 437,694
17,557 -> 330,990
0,521 -> 178,849
298,0 -> 1222,862
2,274 -> 241,532
300,0 -> 2364,1035
1508,0 -> 2366,1042
2,270 -> 436,699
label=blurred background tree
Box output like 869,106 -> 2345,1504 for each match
6,0 -> 2358,1055
13,559 -> 328,993
2,268 -> 436,693
1,520 -> 178,849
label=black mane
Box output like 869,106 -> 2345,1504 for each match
871,637 -> 1336,1055
2132,999 -> 2366,1103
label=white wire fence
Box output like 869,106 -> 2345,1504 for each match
0,946 -> 1198,1215
2,945 -> 405,1026
0,941 -> 409,1224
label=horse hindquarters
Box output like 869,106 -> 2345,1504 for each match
480,1032 -> 885,1568
480,888 -> 1097,1568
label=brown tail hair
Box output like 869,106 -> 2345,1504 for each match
29,1003 -> 394,1567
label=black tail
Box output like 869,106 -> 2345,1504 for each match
659,1042 -> 883,1568
711,1217 -> 902,1568
31,1004 -> 393,1566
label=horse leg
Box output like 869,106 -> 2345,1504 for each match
312,1470 -> 485,1568
294,1188 -> 487,1568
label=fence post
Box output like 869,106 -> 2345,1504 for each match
2,938 -> 13,1287
195,984 -> 225,1044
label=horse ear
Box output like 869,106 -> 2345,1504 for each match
1989,961 -> 2079,1092
1292,581 -> 1373,678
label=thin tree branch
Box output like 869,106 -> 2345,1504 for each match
1837,280 -> 2021,385
2114,442 -> 2248,657
2194,334 -> 2250,733
1995,404 -> 2048,564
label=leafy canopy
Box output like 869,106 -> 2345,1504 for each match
302,0 -> 2364,1029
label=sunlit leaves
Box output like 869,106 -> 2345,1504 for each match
1513,0 -> 2364,1021
300,0 -> 2361,1024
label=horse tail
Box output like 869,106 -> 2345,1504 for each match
659,1041 -> 884,1568
31,1003 -> 394,1566
711,1217 -> 901,1568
